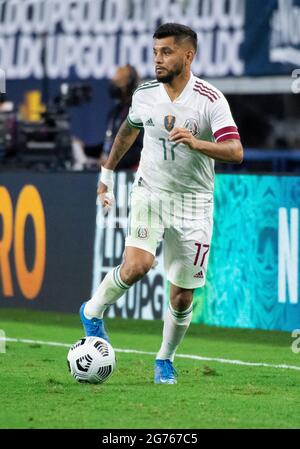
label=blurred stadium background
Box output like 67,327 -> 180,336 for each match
0,0 -> 300,429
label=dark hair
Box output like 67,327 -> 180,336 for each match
153,23 -> 197,51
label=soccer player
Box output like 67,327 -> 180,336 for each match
80,23 -> 243,384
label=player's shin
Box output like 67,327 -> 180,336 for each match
84,265 -> 130,319
156,303 -> 193,362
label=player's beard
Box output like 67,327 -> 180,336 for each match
156,62 -> 184,84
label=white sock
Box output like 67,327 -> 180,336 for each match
84,265 -> 130,319
156,303 -> 193,362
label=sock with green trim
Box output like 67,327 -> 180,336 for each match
84,265 -> 130,319
156,303 -> 193,362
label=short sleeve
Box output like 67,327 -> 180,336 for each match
127,93 -> 144,129
208,95 -> 240,143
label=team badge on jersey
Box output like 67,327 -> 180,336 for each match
164,115 -> 176,132
136,226 -> 149,239
184,118 -> 200,136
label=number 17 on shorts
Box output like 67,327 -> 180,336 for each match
193,242 -> 210,282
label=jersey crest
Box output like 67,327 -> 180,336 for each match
184,118 -> 200,136
164,115 -> 176,132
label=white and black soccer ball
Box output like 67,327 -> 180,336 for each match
67,337 -> 116,384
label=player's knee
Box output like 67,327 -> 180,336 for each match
121,260 -> 152,284
170,291 -> 193,312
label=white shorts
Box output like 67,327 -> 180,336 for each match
125,183 -> 214,289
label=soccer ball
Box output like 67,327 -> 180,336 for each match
67,337 -> 116,384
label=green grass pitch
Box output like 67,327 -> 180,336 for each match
0,308 -> 300,429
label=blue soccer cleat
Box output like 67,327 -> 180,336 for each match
79,302 -> 110,342
154,359 -> 177,384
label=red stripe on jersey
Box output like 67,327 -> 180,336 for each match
195,81 -> 219,100
216,133 -> 240,142
193,87 -> 214,102
214,126 -> 239,140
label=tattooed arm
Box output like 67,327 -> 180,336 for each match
97,120 -> 140,201
103,120 -> 141,170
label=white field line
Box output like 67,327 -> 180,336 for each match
1,337 -> 300,372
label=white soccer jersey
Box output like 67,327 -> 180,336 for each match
127,72 -> 240,195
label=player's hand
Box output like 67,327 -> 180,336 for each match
169,127 -> 198,150
97,182 -> 115,214
97,167 -> 115,215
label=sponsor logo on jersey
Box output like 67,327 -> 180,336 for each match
136,226 -> 149,239
145,118 -> 155,127
164,115 -> 176,132
194,270 -> 204,279
184,118 -> 200,136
